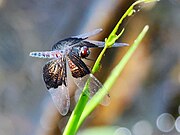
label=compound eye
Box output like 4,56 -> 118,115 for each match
80,46 -> 90,58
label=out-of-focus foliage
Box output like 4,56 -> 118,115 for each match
0,0 -> 179,135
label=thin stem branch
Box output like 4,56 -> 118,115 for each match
75,25 -> 149,131
63,0 -> 157,134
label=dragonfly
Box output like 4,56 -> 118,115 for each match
29,28 -> 128,116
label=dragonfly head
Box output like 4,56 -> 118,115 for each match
79,46 -> 90,58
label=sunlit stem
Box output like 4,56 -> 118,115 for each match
106,0 -> 157,48
75,25 -> 149,132
63,77 -> 91,135
63,0 -> 157,135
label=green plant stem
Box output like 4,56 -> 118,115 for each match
92,45 -> 108,73
63,0 -> 157,134
92,0 -> 157,73
75,25 -> 149,132
63,83 -> 90,135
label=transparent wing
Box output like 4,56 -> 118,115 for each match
84,40 -> 129,48
52,29 -> 103,49
48,85 -> 70,116
66,51 -> 110,105
52,29 -> 102,50
74,74 -> 110,106
71,28 -> 103,39
43,58 -> 70,115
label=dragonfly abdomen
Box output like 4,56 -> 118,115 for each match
29,51 -> 64,59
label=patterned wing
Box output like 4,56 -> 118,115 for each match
43,58 -> 67,89
43,58 -> 70,115
52,29 -> 103,50
67,51 -> 90,78
52,38 -> 83,50
67,52 -> 110,105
